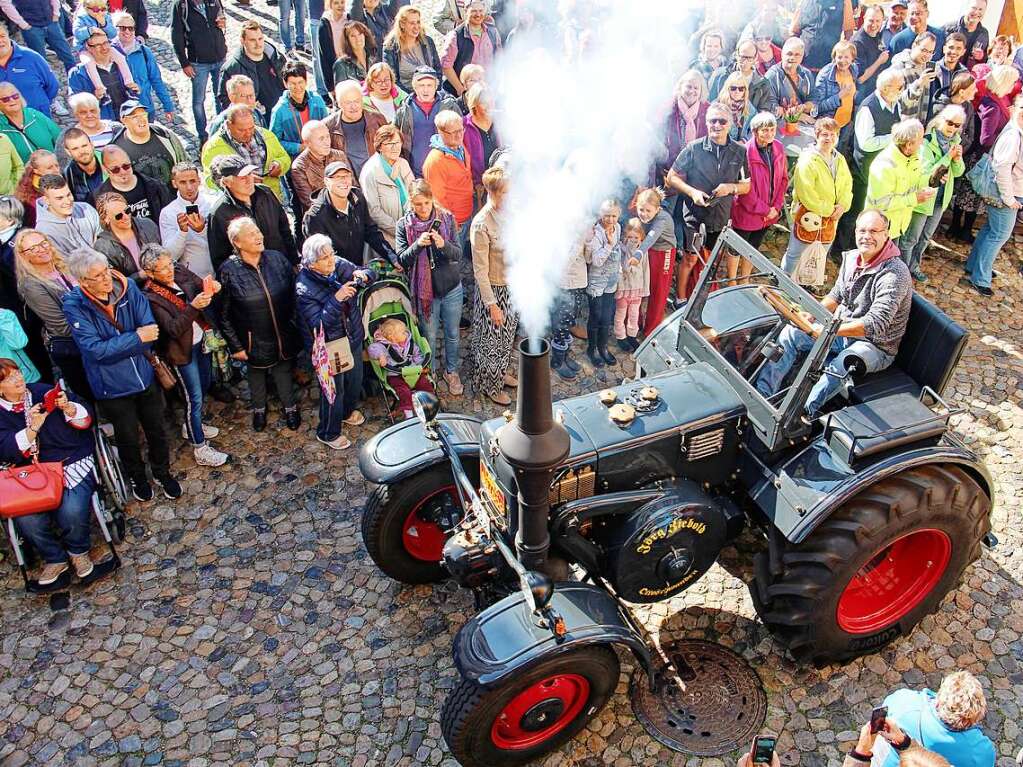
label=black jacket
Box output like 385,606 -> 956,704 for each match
142,264 -> 208,366
217,44 -> 285,113
214,249 -> 300,368
207,184 -> 298,271
92,217 -> 162,281
64,158 -> 105,204
394,207 -> 461,300
302,187 -> 396,266
95,173 -> 174,225
171,0 -> 228,67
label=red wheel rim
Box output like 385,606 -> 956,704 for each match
491,674 -> 590,751
837,528 -> 952,634
401,484 -> 458,562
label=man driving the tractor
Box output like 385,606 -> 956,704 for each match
756,209 -> 913,417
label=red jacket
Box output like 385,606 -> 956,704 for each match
731,138 -> 788,232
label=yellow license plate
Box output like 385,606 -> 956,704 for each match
479,461 -> 505,514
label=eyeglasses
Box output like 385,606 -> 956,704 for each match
116,24 -> 135,30
87,40 -> 110,49
21,241 -> 49,254
729,86 -> 747,92
440,127 -> 465,135
106,162 -> 132,174
380,140 -> 401,148
81,267 -> 112,283
945,120 -> 964,128
708,117 -> 729,125
86,4 -> 106,10
0,94 -> 19,103
112,211 -> 128,221
738,54 -> 757,61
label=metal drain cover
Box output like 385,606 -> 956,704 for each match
631,640 -> 767,755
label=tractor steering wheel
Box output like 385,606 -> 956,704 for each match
758,286 -> 817,336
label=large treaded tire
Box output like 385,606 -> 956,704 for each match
441,645 -> 620,767
361,463 -> 476,584
750,464 -> 991,665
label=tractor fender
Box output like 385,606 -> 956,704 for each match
452,581 -> 653,689
743,433 -> 994,545
358,413 -> 482,484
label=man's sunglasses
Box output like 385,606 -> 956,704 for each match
106,162 -> 132,174
708,117 -> 729,125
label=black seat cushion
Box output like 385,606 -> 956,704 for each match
852,294 -> 967,404
825,393 -> 947,464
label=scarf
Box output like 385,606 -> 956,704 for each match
403,210 -> 453,318
380,156 -> 408,208
147,280 -> 211,330
428,132 -> 466,161
678,99 -> 702,144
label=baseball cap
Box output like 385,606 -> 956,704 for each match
211,155 -> 258,181
118,99 -> 146,118
324,159 -> 353,178
411,66 -> 440,84
887,0 -> 907,8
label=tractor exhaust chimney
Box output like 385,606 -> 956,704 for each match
498,338 -> 570,573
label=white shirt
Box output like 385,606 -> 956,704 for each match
854,94 -> 900,156
159,191 -> 216,278
369,95 -> 397,122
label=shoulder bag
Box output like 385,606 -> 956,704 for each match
0,397 -> 64,519
101,308 -> 177,390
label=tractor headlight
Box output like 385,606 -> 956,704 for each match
412,390 -> 440,425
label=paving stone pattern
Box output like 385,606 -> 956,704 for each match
1,3 -> 1022,766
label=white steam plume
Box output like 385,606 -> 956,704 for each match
492,0 -> 695,342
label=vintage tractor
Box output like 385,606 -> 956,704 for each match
358,230 -> 995,767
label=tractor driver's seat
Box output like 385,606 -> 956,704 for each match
849,293 -> 968,404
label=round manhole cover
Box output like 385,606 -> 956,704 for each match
631,640 -> 767,755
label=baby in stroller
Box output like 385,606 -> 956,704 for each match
368,318 -> 435,419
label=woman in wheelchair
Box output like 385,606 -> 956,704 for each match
0,359 -> 99,585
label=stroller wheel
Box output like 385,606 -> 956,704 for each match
110,512 -> 126,544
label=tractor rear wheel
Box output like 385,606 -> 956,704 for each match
361,463 -> 476,584
750,465 -> 990,665
441,645 -> 620,767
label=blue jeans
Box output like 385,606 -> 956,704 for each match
317,371 -> 345,440
966,199 -> 1022,288
308,17 -> 328,97
423,283 -> 463,375
16,474 -> 96,563
781,231 -> 836,275
175,343 -> 212,446
278,0 -> 307,49
898,207 -> 944,274
21,22 -> 76,72
756,326 -> 895,417
190,61 -> 223,140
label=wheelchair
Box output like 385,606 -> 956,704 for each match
1,425 -> 127,593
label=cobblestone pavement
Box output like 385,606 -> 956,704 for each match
1,4 -> 1023,767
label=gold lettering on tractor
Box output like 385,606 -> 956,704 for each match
635,516 -> 707,554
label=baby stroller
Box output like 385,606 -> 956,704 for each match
359,277 -> 433,422
1,425 -> 127,593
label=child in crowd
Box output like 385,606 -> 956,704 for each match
72,0 -> 138,101
632,187 -> 677,335
549,230 -> 588,380
585,199 -> 622,368
368,318 -> 435,419
614,217 -> 650,352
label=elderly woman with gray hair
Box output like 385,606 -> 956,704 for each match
60,246 -> 180,502
214,216 -> 302,433
294,233 -> 375,450
140,244 -> 228,467
55,92 -> 122,167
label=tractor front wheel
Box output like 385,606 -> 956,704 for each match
751,465 -> 990,665
441,645 -> 620,767
361,464 -> 476,584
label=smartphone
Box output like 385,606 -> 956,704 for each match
925,62 -> 937,74
185,204 -> 200,216
750,735 -> 776,765
202,274 -> 214,294
42,382 -> 62,413
870,705 -> 888,734
429,219 -> 443,233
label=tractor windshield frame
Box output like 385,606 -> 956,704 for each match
676,227 -> 839,452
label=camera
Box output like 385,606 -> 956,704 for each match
352,271 -> 371,288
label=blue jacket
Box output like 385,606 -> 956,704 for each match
268,91 -> 330,157
72,9 -> 116,51
0,43 -> 59,117
294,260 -> 376,349
62,272 -> 157,400
118,42 -> 176,117
68,64 -> 125,121
812,62 -> 860,120
879,689 -> 995,767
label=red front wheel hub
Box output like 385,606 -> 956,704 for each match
401,485 -> 458,562
491,674 -> 590,751
837,528 -> 952,634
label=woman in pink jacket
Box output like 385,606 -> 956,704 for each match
730,111 -> 788,282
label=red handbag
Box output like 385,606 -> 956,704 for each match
0,459 -> 64,519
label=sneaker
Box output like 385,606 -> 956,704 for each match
70,552 -> 94,579
444,372 -> 464,396
156,475 -> 183,500
489,391 -> 512,406
285,408 -> 301,430
182,422 -> 220,440
52,99 -> 70,117
910,267 -> 928,282
342,410 -> 365,426
503,373 -> 518,388
194,443 -> 229,467
316,434 -> 352,450
37,562 -> 69,585
616,337 -> 633,352
252,409 -> 267,432
131,476 -> 153,502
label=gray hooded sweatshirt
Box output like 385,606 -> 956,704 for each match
35,199 -> 102,256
